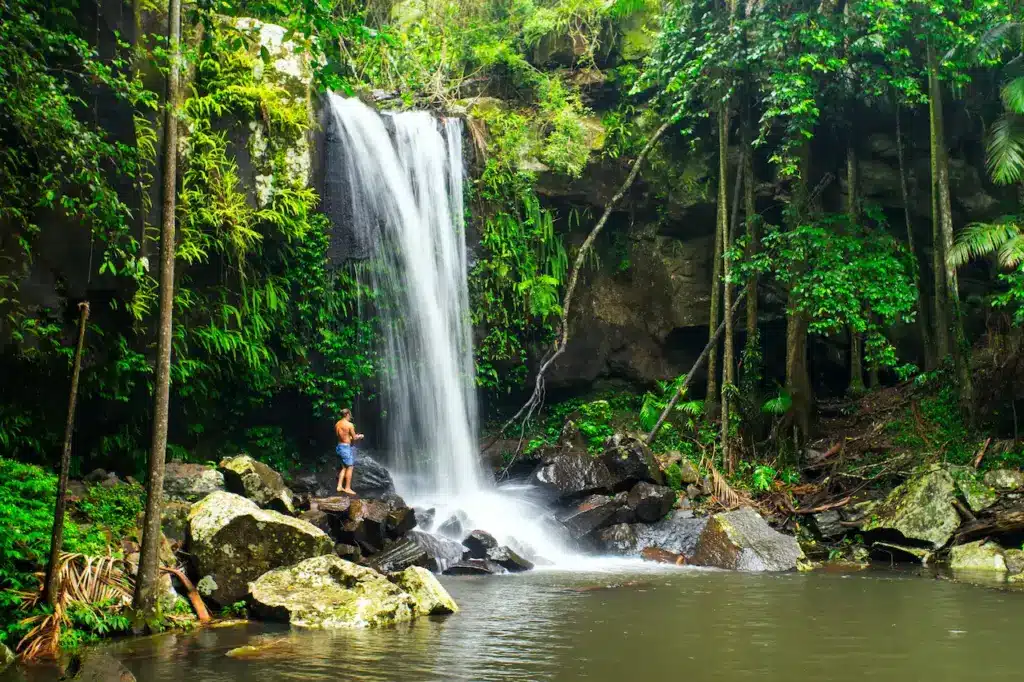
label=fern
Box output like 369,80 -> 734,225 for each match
762,390 -> 792,416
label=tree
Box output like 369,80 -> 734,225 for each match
133,0 -> 182,621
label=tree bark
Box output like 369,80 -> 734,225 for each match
717,105 -> 735,471
43,302 -> 90,606
134,0 -> 181,620
742,120 -> 759,371
706,174 -> 724,401
846,142 -> 865,393
927,45 -> 951,362
785,144 -> 813,443
928,43 -> 974,420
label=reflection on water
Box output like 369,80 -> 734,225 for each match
6,567 -> 1024,682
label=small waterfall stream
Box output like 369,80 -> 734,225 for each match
324,95 -> 575,563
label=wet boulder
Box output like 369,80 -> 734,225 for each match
950,541 -> 1007,572
559,494 -> 624,540
484,545 -> 534,573
811,510 -> 846,539
218,455 -> 295,514
163,462 -> 225,502
388,566 -> 459,616
983,468 -> 1024,492
62,652 -> 135,681
336,498 -> 391,554
369,531 -> 465,574
600,434 -> 664,489
249,555 -> 418,628
957,477 -> 998,513
692,507 -> 803,572
626,482 -> 675,523
351,454 -> 398,498
596,512 -> 707,559
187,492 -> 333,605
530,452 -> 616,499
595,523 -> 638,554
437,510 -> 468,539
462,530 -> 499,558
1,642 -> 13,674
443,559 -> 509,576
861,467 -> 960,549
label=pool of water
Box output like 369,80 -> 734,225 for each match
7,565 -> 1023,681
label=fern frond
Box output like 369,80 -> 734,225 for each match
1002,76 -> 1024,114
948,221 -> 1021,268
986,113 -> 1024,185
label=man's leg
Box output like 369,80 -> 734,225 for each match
343,466 -> 355,494
337,465 -> 345,492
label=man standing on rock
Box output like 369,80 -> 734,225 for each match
335,408 -> 364,495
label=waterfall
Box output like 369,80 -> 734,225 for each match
324,95 -> 574,563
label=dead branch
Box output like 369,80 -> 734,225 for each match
161,566 -> 210,622
972,437 -> 991,469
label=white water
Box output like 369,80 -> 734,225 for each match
325,95 -> 584,565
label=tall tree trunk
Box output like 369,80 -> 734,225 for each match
927,46 -> 951,362
927,43 -> 974,420
786,144 -> 812,444
706,170 -> 724,401
43,302 -> 90,606
742,119 -> 759,382
134,0 -> 181,621
896,106 -> 934,369
846,142 -> 865,393
717,105 -> 734,471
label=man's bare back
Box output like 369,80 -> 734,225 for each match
335,418 -> 357,444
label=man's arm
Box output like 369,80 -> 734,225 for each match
350,423 -> 364,441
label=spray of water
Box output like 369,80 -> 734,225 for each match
325,95 -> 583,564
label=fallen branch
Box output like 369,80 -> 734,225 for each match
483,109 -> 682,451
972,437 -> 991,469
645,287 -> 747,444
161,566 -> 210,622
788,495 -> 852,515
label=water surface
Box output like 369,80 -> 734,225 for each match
8,566 -> 1022,681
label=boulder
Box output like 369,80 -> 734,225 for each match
685,484 -> 703,500
298,509 -> 332,536
950,541 -> 1007,572
595,523 -> 638,554
187,491 -> 333,605
626,482 -> 675,523
956,477 -> 998,513
1005,548 -> 1024,576
337,498 -> 391,554
0,642 -> 13,674
386,504 -> 418,538
388,566 -> 459,616
443,559 -> 509,576
463,530 -> 499,559
62,652 -> 135,681
369,531 -> 465,574
163,462 -> 225,502
678,460 -> 700,485
160,500 -> 193,544
559,494 -> 624,540
248,555 -> 417,628
600,434 -> 664,489
437,511 -> 468,539
596,511 -> 707,558
861,467 -> 960,549
692,507 -> 803,572
335,543 -> 361,562
484,545 -> 534,573
530,452 -> 616,499
811,510 -> 846,539
983,468 -> 1024,492
218,455 -> 295,514
351,455 -> 398,498
414,507 -> 436,529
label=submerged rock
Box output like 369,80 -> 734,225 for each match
187,492 -> 333,605
443,559 -> 509,576
163,462 -> 225,502
641,547 -> 686,565
388,566 -> 459,616
626,482 -> 675,523
983,468 -> 1024,492
249,555 -> 421,628
861,467 -> 960,549
218,455 -> 295,514
62,652 -> 135,681
692,507 -> 803,572
950,541 -> 1007,572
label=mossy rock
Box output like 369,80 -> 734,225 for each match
692,507 -> 804,572
249,555 -> 419,628
187,492 -> 332,605
982,468 -> 1024,492
950,541 -> 1007,572
218,454 -> 295,513
861,467 -> 960,549
955,475 -> 997,513
388,566 -> 459,616
0,642 -> 13,674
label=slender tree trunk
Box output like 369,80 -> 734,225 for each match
742,120 -> 758,371
846,143 -> 865,393
896,106 -> 934,369
928,43 -> 974,420
134,0 -> 181,620
786,144 -> 813,444
706,171 -> 724,402
43,302 -> 90,606
717,105 -> 735,471
927,46 -> 951,362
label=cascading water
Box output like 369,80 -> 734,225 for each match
324,94 -> 576,564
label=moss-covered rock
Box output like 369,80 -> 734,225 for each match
388,566 -> 459,616
956,475 -> 998,513
187,492 -> 332,605
249,555 -> 419,628
0,642 -> 13,674
163,462 -> 225,502
982,468 -> 1024,492
218,454 -> 295,513
861,467 -> 960,549
692,507 -> 804,572
950,541 -> 1007,572
1004,548 -> 1024,579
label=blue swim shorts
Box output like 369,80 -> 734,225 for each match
336,443 -> 355,467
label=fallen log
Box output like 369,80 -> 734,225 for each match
955,508 -> 1024,543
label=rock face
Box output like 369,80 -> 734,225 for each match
983,468 -> 1024,492
950,541 -> 1007,572
187,492 -> 333,605
163,462 -> 225,502
388,566 -> 460,616
811,510 -> 846,539
626,482 -> 675,523
692,507 -> 803,572
249,555 -> 428,628
218,455 -> 295,514
62,652 -> 135,681
861,467 -> 960,549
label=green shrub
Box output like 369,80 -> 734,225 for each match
77,482 -> 146,538
664,462 -> 683,491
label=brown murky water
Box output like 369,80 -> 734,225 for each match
6,566 -> 1023,681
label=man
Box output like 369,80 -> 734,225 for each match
335,408 -> 364,495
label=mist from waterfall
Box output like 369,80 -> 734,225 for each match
325,94 -> 575,563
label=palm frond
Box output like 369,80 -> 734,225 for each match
948,221 -> 1022,269
1002,76 -> 1024,115
986,114 -> 1024,185
976,21 -> 1022,60
997,232 -> 1024,269
706,459 -> 750,510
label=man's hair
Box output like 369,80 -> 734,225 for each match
341,408 -> 352,418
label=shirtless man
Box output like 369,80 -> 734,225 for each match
335,408 -> 364,495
